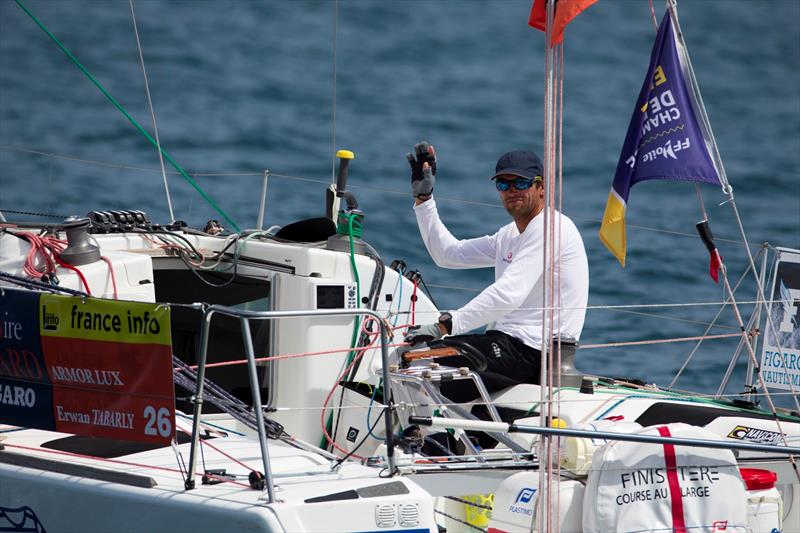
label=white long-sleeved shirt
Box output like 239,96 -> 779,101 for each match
414,198 -> 589,350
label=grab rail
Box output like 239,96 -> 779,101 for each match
183,305 -> 395,500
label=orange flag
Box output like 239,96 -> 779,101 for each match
529,0 -> 598,46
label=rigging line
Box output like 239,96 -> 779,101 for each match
605,307 -> 740,331
2,443 -> 250,488
13,0 -> 240,232
423,282 -> 481,292
716,309 -> 760,397
539,4 -> 558,526
729,193 -> 799,409
0,142 -> 769,247
670,250 -> 757,387
406,298 -> 780,313
0,208 -> 70,219
647,0 -> 659,32
742,248 -> 773,400
128,0 -> 173,222
266,389 -> 800,412
693,183 -> 709,222
720,265 -> 800,480
555,38 -> 566,516
1,144 -> 262,179
669,0 -> 799,413
580,332 -> 743,350
434,509 -> 486,533
330,0 -> 338,184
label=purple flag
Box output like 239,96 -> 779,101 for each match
600,11 -> 723,266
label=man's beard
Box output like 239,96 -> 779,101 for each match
504,201 -> 532,220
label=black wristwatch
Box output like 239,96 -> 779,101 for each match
438,312 -> 453,335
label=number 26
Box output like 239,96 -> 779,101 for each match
143,406 -> 172,438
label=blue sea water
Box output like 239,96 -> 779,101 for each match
1,0 -> 798,404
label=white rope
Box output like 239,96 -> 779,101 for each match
330,0 -> 338,184
668,1 -> 799,417
580,332 -> 742,350
402,298 -> 786,314
553,41 -> 567,526
128,0 -> 174,222
265,390 -> 800,412
670,250 -> 756,387
647,0 -> 659,31
607,307 -> 739,331
1,144 -> 766,247
719,267 -> 800,482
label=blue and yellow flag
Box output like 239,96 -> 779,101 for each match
599,11 -> 723,266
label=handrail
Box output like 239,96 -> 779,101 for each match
184,305 -> 395,498
410,416 -> 800,456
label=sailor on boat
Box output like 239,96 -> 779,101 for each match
404,143 -> 589,401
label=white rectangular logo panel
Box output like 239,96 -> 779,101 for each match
760,248 -> 800,391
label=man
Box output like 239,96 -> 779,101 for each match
405,142 -> 589,400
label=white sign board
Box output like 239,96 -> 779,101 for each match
759,248 -> 800,390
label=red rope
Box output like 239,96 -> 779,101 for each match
17,231 -> 93,294
177,323 -> 412,372
318,322 -> 385,460
410,279 -> 418,326
17,232 -> 66,279
198,435 -> 255,474
176,343 -> 409,372
54,256 -> 91,295
100,256 -> 118,299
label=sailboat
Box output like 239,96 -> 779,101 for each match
1,0 -> 799,532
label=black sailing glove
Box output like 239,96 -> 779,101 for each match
406,141 -> 437,199
404,322 -> 444,345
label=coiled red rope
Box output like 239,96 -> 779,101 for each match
15,231 -> 117,297
17,231 -> 66,278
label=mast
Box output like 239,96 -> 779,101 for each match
538,0 -> 561,530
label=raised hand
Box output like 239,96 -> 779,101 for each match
406,142 -> 437,199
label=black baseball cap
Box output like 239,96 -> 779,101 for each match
490,150 -> 544,182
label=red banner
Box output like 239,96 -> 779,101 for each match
1,290 -> 175,445
43,337 -> 174,443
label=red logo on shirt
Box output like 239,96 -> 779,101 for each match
503,251 -> 513,263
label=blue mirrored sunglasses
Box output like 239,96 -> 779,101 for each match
495,177 -> 537,192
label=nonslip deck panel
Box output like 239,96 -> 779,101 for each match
304,481 -> 410,503
0,450 -> 157,488
635,402 -> 777,427
39,432 -> 190,458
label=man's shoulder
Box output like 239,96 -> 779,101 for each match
496,221 -> 519,238
555,210 -> 582,234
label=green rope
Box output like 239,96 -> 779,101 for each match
15,0 -> 240,233
345,213 -> 362,361
337,212 -> 363,238
320,212 -> 363,449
